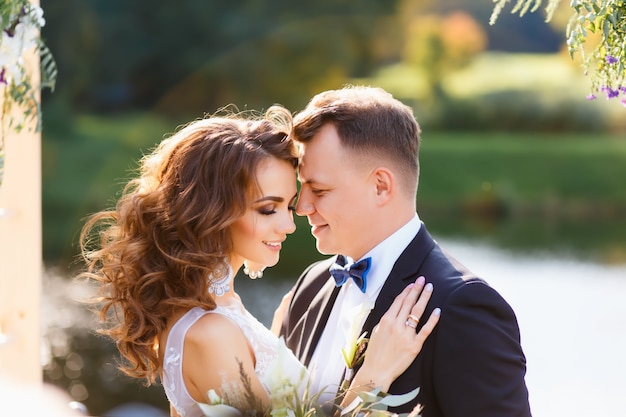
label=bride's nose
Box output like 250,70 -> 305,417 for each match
279,211 -> 296,235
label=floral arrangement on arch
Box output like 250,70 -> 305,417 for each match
490,0 -> 626,106
0,0 -> 56,185
1,0 -> 56,130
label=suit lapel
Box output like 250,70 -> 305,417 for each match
361,224 -> 436,338
301,278 -> 340,367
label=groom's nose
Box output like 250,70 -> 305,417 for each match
295,189 -> 313,217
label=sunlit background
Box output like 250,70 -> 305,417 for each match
37,0 -> 625,416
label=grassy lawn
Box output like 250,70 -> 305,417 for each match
419,131 -> 626,206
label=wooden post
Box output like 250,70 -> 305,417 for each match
0,0 -> 43,385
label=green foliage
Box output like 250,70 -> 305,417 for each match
567,0 -> 626,99
490,0 -> 626,103
42,109 -> 178,263
41,0 -> 394,116
40,41 -> 57,91
490,0 -> 557,23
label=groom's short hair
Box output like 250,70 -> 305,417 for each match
292,85 -> 421,196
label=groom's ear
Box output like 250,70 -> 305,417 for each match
372,167 -> 394,204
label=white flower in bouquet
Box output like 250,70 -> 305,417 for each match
264,338 -> 309,417
199,390 -> 245,417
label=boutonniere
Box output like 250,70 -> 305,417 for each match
340,332 -> 368,392
340,300 -> 374,391
342,331 -> 368,370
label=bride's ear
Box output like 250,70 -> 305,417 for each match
243,260 -> 266,279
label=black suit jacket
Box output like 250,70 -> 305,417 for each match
280,224 -> 531,417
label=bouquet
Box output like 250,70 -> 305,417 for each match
199,363 -> 423,417
198,301 -> 424,417
198,336 -> 424,417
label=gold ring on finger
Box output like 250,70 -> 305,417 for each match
405,315 -> 419,329
408,314 -> 420,325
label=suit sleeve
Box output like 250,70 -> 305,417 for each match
433,280 -> 531,417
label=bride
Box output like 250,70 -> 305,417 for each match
78,105 -> 440,417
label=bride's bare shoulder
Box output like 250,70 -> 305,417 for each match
185,312 -> 249,356
181,312 -> 257,402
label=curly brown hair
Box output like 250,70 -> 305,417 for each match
78,105 -> 298,385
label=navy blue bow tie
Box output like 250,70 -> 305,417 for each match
329,255 -> 372,293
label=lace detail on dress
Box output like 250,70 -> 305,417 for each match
163,347 -> 182,411
211,303 -> 279,380
161,304 -> 308,417
162,307 -> 209,417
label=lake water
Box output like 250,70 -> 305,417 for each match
237,239 -> 626,417
429,240 -> 626,417
43,238 -> 626,417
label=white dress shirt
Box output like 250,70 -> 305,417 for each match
307,214 -> 422,406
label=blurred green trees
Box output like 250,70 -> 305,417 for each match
42,0 -> 396,114
41,0 -> 565,115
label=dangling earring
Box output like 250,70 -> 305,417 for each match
208,265 -> 233,296
243,260 -> 265,279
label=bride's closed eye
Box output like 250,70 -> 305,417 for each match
256,193 -> 298,215
258,206 -> 277,215
288,196 -> 297,211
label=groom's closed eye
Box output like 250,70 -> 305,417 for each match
311,188 -> 328,196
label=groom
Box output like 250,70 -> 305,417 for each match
280,86 -> 532,416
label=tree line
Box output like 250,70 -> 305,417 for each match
41,0 -> 561,117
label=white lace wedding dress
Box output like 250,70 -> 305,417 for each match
161,302 -> 308,417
